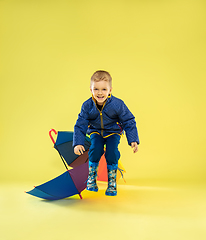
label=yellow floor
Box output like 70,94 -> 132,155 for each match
1,180 -> 206,240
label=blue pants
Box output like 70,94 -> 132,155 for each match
88,133 -> 121,165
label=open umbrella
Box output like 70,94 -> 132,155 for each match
26,129 -> 126,200
26,162 -> 88,200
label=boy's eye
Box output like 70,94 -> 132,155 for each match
93,88 -> 107,91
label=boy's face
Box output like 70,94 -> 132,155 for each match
90,80 -> 112,106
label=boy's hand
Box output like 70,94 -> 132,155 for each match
74,145 -> 85,155
131,142 -> 138,153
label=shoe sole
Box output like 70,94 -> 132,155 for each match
105,192 -> 117,196
86,187 -> 98,192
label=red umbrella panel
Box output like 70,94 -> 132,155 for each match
97,154 -> 126,183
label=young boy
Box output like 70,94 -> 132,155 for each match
73,70 -> 139,196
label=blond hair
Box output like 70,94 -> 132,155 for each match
90,70 -> 112,87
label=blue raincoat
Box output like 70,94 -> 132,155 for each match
73,95 -> 140,147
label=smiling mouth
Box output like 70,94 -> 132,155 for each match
97,96 -> 104,99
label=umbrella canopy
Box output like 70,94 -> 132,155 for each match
26,162 -> 88,200
26,129 -> 126,201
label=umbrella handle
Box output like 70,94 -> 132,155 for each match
49,129 -> 57,144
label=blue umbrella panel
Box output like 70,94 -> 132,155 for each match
26,161 -> 89,200
52,130 -> 91,168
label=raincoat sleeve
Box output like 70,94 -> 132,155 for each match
117,100 -> 140,145
73,102 -> 90,148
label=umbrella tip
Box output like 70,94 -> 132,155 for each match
79,193 -> 83,199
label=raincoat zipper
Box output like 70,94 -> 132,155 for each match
99,112 -> 103,136
96,100 -> 107,137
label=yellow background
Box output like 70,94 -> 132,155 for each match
1,1 -> 206,240
1,0 -> 205,184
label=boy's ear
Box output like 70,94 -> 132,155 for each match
110,87 -> 113,93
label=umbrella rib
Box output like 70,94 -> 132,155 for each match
85,141 -> 90,149
54,144 -> 69,171
34,187 -> 60,199
84,155 -> 89,163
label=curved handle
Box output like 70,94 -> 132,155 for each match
49,129 -> 57,144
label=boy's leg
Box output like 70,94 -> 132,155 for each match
87,134 -> 104,192
88,133 -> 105,164
104,134 -> 121,165
104,134 -> 121,196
